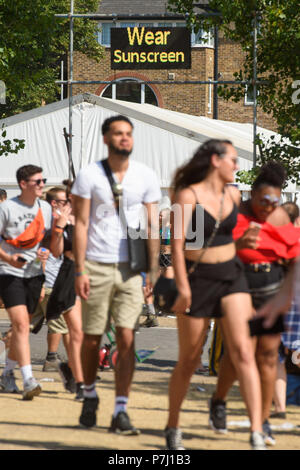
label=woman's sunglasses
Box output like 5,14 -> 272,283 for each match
258,195 -> 280,207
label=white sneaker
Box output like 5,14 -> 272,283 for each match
250,431 -> 267,450
263,420 -> 276,446
165,427 -> 185,450
22,377 -> 42,401
0,371 -> 19,393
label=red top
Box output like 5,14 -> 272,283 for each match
233,213 -> 300,264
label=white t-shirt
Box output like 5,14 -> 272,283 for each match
0,197 -> 52,278
72,160 -> 161,263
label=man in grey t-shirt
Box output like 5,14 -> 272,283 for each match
0,165 -> 65,400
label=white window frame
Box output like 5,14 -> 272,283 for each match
98,21 -> 214,48
101,77 -> 158,106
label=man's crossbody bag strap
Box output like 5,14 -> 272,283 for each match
101,159 -> 149,273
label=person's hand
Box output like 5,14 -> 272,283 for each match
36,247 -> 49,263
75,273 -> 90,300
8,253 -> 27,269
256,291 -> 292,328
236,224 -> 261,250
171,286 -> 192,315
53,204 -> 72,228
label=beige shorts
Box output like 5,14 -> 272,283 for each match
31,288 -> 69,335
82,260 -> 143,335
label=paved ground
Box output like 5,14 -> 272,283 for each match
0,309 -> 299,451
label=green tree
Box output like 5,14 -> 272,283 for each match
0,0 -> 103,118
0,125 -> 25,157
167,0 -> 300,185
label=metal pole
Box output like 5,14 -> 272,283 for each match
253,11 -> 257,167
69,0 -> 74,181
61,61 -> 64,100
213,25 -> 218,120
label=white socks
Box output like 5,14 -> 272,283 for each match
114,396 -> 128,417
3,357 -> 17,375
20,364 -> 33,385
83,382 -> 98,398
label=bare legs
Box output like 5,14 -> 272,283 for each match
7,305 -> 31,367
167,315 -> 210,428
167,293 -> 263,433
63,297 -> 84,383
213,317 -> 281,424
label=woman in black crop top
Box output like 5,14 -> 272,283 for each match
164,139 -> 266,450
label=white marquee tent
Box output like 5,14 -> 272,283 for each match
0,93 -> 297,200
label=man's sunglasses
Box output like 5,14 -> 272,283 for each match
26,178 -> 47,186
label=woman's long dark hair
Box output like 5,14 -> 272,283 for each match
172,139 -> 232,192
252,161 -> 286,191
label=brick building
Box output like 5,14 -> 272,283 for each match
72,0 -> 277,131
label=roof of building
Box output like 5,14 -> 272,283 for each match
97,1 -> 210,17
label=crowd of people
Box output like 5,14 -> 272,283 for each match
0,114 -> 299,450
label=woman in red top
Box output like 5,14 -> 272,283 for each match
209,162 -> 300,446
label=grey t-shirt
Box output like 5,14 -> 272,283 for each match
44,253 -> 63,288
0,197 -> 52,278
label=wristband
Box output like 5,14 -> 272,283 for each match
55,225 -> 66,230
54,227 -> 63,234
75,271 -> 86,277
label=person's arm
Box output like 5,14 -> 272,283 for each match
144,201 -> 160,287
257,260 -> 297,327
72,195 -> 91,300
49,204 -> 72,258
170,188 -> 194,314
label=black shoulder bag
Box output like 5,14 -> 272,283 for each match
102,158 -> 149,273
153,189 -> 225,313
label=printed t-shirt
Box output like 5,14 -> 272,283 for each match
0,197 -> 52,278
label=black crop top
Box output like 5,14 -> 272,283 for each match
63,224 -> 73,252
185,193 -> 238,248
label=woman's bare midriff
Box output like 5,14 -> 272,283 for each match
184,242 -> 236,264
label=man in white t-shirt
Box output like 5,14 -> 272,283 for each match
72,115 -> 161,434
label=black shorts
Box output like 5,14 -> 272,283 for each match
0,274 -> 45,314
244,263 -> 285,309
185,256 -> 249,318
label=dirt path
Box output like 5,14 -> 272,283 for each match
0,363 -> 299,450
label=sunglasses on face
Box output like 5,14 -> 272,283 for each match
26,178 -> 47,186
258,195 -> 280,207
55,199 -> 70,206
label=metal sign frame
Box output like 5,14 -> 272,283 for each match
55,1 -> 262,179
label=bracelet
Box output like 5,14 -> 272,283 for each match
75,271 -> 86,277
54,227 -> 63,234
55,224 -> 66,230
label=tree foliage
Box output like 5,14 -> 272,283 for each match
168,0 -> 300,185
0,0 -> 103,118
0,125 -> 25,157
